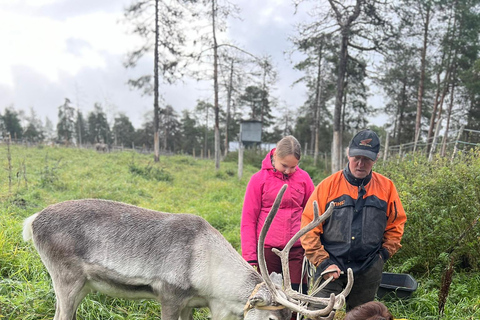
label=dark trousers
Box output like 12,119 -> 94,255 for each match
313,255 -> 384,311
264,246 -> 308,292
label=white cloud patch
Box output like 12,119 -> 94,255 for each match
0,2 -> 140,86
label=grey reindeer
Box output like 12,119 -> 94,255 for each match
23,185 -> 353,320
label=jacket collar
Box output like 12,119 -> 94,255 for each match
343,164 -> 372,187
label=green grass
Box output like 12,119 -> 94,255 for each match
1,145 -> 479,319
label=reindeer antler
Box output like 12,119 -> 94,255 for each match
257,185 -> 354,319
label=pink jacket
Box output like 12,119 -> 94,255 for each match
241,149 -> 315,263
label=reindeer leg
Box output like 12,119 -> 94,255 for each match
160,303 -> 181,320
49,268 -> 88,320
179,306 -> 193,320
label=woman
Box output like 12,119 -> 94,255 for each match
241,135 -> 314,293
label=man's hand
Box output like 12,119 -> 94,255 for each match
321,264 -> 342,281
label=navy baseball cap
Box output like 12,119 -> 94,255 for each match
348,129 -> 380,161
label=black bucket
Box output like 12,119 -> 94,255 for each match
376,272 -> 418,299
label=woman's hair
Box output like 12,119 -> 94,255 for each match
344,301 -> 393,320
276,135 -> 301,160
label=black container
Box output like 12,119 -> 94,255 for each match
376,272 -> 418,299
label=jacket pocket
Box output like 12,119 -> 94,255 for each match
322,206 -> 353,243
362,206 -> 387,245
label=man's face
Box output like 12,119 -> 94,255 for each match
348,154 -> 376,179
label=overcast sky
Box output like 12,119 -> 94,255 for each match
0,0 -> 386,129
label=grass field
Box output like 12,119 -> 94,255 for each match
1,144 -> 479,319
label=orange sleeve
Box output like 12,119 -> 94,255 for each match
383,181 -> 407,258
301,181 -> 330,267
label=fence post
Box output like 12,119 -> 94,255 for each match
238,142 -> 244,180
451,125 -> 464,161
428,118 -> 442,161
383,133 -> 390,163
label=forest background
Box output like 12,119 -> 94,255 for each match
0,145 -> 479,319
1,0 -> 480,172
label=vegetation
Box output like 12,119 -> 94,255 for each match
1,145 -> 480,319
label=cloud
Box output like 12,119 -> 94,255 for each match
0,0 -> 387,131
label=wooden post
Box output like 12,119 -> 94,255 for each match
238,142 -> 244,180
429,118 -> 442,161
383,133 -> 390,163
451,125 -> 464,161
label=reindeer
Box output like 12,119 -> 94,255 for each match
23,185 -> 353,320
95,143 -> 108,152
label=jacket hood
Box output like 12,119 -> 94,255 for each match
261,148 -> 276,170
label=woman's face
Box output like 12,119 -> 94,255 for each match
273,152 -> 298,175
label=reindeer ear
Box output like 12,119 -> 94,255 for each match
269,272 -> 284,287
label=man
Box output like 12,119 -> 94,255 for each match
301,129 -> 406,311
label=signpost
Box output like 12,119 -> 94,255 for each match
238,120 -> 262,179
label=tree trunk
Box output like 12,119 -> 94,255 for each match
441,82 -> 455,157
428,67 -> 451,154
313,38 -> 324,166
224,59 -> 234,157
204,105 -> 208,158
328,0 -> 362,173
414,5 -> 430,151
153,0 -> 160,162
212,0 -> 220,170
332,32 -> 349,173
441,66 -> 457,157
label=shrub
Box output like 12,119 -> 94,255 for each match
128,162 -> 173,182
376,150 -> 480,275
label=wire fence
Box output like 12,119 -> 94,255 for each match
2,127 -> 480,163
383,127 -> 480,161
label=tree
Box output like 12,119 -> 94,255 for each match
44,117 -> 56,142
341,58 -> 372,133
75,110 -> 87,147
297,0 -> 397,172
189,0 -> 249,169
238,86 -> 275,128
429,0 -> 480,157
376,42 -> 424,144
180,110 -> 203,155
123,0 -> 191,162
292,33 -> 337,165
57,98 -> 75,144
87,103 -> 111,144
1,107 -> 23,140
22,107 -> 44,143
135,122 -> 155,150
112,114 -> 136,148
195,100 -> 215,158
398,0 -> 437,149
217,50 -> 251,157
159,105 -> 181,152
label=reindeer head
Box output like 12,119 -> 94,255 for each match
248,184 -> 354,320
244,274 -> 292,320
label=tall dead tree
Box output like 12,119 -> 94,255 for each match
123,0 -> 189,162
328,0 -> 362,172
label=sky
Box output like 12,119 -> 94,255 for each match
0,0 -> 386,129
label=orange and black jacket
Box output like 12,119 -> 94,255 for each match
301,166 -> 407,274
